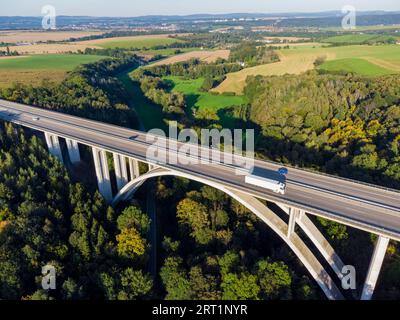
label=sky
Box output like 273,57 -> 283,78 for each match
1,0 -> 400,17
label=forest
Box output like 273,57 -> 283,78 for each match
245,71 -> 400,189
0,123 -> 152,299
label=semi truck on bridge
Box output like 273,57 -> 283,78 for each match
245,167 -> 287,195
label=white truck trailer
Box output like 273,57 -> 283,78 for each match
245,167 -> 286,195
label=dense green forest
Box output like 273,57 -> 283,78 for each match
229,42 -> 280,67
0,123 -> 152,299
245,72 -> 400,189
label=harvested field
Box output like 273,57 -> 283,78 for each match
6,43 -> 101,55
150,50 -> 230,66
214,44 -> 400,94
79,34 -> 185,49
213,50 -> 336,94
0,31 -> 103,44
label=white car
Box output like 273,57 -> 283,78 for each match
32,116 -> 40,121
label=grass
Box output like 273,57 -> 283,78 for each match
164,76 -> 247,112
120,70 -> 167,131
323,34 -> 397,44
0,54 -> 104,70
0,70 -> 66,88
214,44 -> 400,94
0,54 -> 105,87
97,37 -> 183,49
322,25 -> 400,32
319,58 -> 394,76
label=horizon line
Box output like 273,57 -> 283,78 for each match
1,9 -> 400,19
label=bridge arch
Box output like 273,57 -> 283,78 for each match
112,167 -> 344,300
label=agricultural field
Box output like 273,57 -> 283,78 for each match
139,47 -> 196,59
319,58 -> 396,76
322,25 -> 400,32
323,34 -> 399,44
0,30 -> 104,44
214,44 -> 400,94
264,36 -> 311,42
0,54 -> 104,87
5,43 -> 100,55
79,34 -> 184,49
164,76 -> 246,112
150,50 -> 230,66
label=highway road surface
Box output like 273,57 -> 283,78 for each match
1,99 -> 400,240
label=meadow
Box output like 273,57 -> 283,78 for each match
214,44 -> 400,94
323,34 -> 398,44
0,54 -> 104,87
164,76 -> 247,113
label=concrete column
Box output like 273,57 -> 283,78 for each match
113,153 -> 128,191
92,148 -> 112,203
361,236 -> 389,300
129,158 -> 140,180
44,132 -> 63,163
277,202 -> 346,281
66,138 -> 81,163
287,208 -> 301,238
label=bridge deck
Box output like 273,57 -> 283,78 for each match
1,99 -> 399,240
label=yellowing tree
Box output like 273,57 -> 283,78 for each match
116,228 -> 146,258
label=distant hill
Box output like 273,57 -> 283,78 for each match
0,11 -> 400,30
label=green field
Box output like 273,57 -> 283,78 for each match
0,54 -> 105,88
164,76 -> 247,112
98,37 -> 183,49
323,34 -> 398,44
322,25 -> 400,32
0,54 -> 103,70
319,58 -> 394,76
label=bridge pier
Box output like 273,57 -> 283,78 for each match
287,208 -> 302,238
277,203 -> 346,281
92,148 -> 112,203
129,158 -> 140,180
361,236 -> 389,300
44,132 -> 63,163
66,138 -> 81,163
113,153 -> 129,191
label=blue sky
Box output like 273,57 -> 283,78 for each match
1,0 -> 400,16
